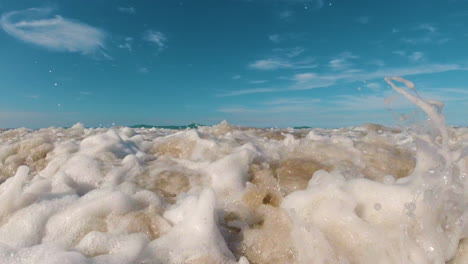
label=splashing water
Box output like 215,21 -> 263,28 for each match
0,77 -> 466,263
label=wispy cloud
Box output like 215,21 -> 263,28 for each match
143,30 -> 167,50
273,47 -> 305,58
408,51 -> 425,62
278,10 -> 293,20
249,58 -> 290,70
256,0 -> 324,9
263,97 -> 320,105
330,87 -> 468,112
217,88 -> 278,97
266,32 -> 304,43
216,85 -> 468,127
393,50 -> 426,62
218,103 -> 318,114
268,34 -> 281,43
138,67 -> 149,74
366,82 -> 382,91
249,57 -> 317,70
328,52 -> 358,70
401,37 -> 432,44
223,63 -> 467,96
328,93 -> 412,111
430,88 -> 468,95
292,73 -> 317,83
117,6 -> 136,15
415,23 -> 437,33
0,8 -> 107,55
356,16 -> 370,24
118,37 -> 133,52
367,59 -> 386,67
392,50 -> 406,56
249,50 -> 316,71
304,0 -> 324,9
341,63 -> 465,82
399,22 -> 450,45
249,80 -> 268,84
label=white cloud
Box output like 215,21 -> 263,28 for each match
218,104 -> 317,114
346,64 -> 464,82
138,67 -> 149,74
408,51 -> 424,62
393,50 -> 425,62
258,0 -> 323,9
0,8 -> 106,55
118,43 -> 132,52
118,37 -> 133,52
436,38 -> 451,45
293,73 -> 317,83
415,23 -> 437,33
305,0 -> 324,9
328,93 -> 414,112
117,6 -> 136,15
329,52 -> 358,70
249,80 -> 268,84
249,58 -> 291,70
392,50 -> 406,56
144,30 -> 167,50
279,10 -> 293,20
330,86 -> 468,113
268,34 -> 281,43
366,59 -> 385,67
263,98 -> 320,105
366,82 -> 382,91
283,47 -> 305,58
249,57 -> 316,70
356,16 -> 370,24
225,63 -> 466,96
232,75 -> 241,80
401,37 -> 432,44
431,88 -> 468,95
217,88 -> 278,97
266,32 -> 304,43
397,23 -> 450,45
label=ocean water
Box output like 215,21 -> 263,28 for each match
0,78 -> 466,264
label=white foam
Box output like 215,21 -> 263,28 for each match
0,77 -> 466,263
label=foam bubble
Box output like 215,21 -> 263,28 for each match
0,77 -> 466,263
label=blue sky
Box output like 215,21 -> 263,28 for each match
0,0 -> 467,128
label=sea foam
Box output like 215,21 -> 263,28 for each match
0,78 -> 466,263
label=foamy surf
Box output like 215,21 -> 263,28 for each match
0,78 -> 466,264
